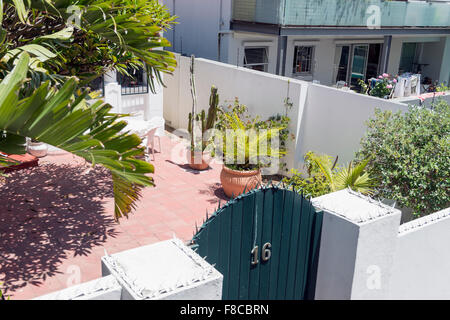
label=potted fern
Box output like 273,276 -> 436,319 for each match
217,112 -> 285,198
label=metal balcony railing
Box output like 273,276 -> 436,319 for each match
117,67 -> 149,96
232,0 -> 450,28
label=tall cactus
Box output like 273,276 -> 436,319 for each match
206,86 -> 219,131
189,55 -> 197,149
188,81 -> 219,150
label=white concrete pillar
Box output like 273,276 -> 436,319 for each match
312,189 -> 401,300
104,82 -> 122,114
387,37 -> 403,76
101,238 -> 223,300
104,70 -> 118,85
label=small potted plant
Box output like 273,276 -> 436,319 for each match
27,138 -> 48,157
369,73 -> 397,99
217,111 -> 285,198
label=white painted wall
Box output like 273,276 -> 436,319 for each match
297,83 -> 409,167
104,70 -> 164,121
313,190 -> 402,300
313,190 -> 450,300
164,54 -> 409,173
285,37 -> 338,85
389,208 -> 450,299
163,0 -> 233,61
163,54 -> 303,172
226,32 -> 279,74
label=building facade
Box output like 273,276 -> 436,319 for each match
163,0 -> 450,87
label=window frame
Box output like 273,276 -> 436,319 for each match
243,47 -> 269,72
292,45 -> 315,76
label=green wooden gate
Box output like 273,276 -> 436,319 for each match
191,185 -> 323,300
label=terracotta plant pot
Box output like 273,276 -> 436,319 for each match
27,141 -> 48,158
186,149 -> 210,171
220,165 -> 262,198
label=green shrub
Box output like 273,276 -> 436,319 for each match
357,101 -> 450,217
283,151 -> 373,197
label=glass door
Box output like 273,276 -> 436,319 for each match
334,45 -> 350,84
350,45 -> 369,86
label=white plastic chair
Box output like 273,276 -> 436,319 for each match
145,116 -> 165,161
146,127 -> 160,161
336,80 -> 346,89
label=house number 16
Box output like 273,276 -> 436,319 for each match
251,243 -> 272,266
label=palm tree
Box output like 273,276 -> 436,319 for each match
0,53 -> 154,220
306,152 -> 374,195
0,1 -> 178,220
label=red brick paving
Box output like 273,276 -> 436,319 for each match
0,134 -> 227,299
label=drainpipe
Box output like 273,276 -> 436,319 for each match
276,35 -> 288,76
276,0 -> 288,76
172,0 -> 176,52
218,0 -> 233,63
218,0 -> 223,61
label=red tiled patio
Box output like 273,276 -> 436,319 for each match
0,134 -> 228,299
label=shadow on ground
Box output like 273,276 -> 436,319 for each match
0,164 -> 118,293
198,183 -> 229,205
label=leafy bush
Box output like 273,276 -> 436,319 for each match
436,82 -> 449,92
356,101 -> 450,217
283,151 -> 374,197
357,73 -> 398,98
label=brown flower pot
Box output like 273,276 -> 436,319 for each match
220,165 -> 262,198
186,149 -> 210,171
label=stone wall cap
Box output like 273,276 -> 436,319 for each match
101,238 -> 222,300
33,275 -> 121,300
312,189 -> 400,224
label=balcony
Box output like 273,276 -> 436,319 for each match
232,0 -> 450,28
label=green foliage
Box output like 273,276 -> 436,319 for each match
0,282 -> 9,300
357,79 -> 369,94
0,1 -> 178,220
1,0 -> 177,92
436,82 -> 449,92
217,111 -> 286,171
369,76 -> 395,99
356,101 -> 450,217
283,168 -> 331,198
358,74 -> 395,99
0,53 -> 154,220
283,151 -> 374,197
188,85 -> 219,152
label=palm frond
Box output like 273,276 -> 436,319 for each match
0,53 -> 154,220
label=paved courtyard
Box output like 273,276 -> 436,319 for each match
0,134 -> 227,299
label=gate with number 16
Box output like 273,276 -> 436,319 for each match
190,185 -> 323,300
